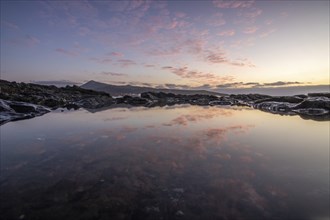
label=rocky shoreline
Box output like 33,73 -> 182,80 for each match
0,80 -> 329,124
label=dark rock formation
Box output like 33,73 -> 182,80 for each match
308,93 -> 330,98
140,92 -> 219,106
0,99 -> 50,125
0,79 -> 114,110
253,96 -> 303,104
1,80 -> 329,123
116,95 -> 150,105
0,80 -> 114,124
292,97 -> 330,110
229,94 -> 271,102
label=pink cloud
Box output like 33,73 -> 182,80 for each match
168,20 -> 179,29
213,0 -> 254,8
55,48 -> 78,56
165,66 -> 234,84
148,47 -> 181,56
89,57 -> 112,64
109,52 -> 124,57
206,51 -> 255,67
230,38 -> 255,48
231,58 -> 256,68
243,26 -> 258,34
206,52 -> 228,63
218,30 -> 235,36
183,38 -> 207,54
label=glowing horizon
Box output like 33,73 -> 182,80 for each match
1,0 -> 329,90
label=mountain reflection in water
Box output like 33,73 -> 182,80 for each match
0,105 -> 329,220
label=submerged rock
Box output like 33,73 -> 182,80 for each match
253,102 -> 295,114
292,97 -> 330,110
292,108 -> 329,116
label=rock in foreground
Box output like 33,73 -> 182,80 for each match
0,99 -> 50,125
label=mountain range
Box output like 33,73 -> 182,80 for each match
80,80 -> 223,96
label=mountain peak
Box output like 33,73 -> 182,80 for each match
80,81 -> 223,96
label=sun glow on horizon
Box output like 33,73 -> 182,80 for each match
0,0 -> 329,91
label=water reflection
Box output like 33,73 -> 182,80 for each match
0,105 -> 329,220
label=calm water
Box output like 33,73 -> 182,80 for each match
0,105 -> 329,220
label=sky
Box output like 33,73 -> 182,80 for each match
0,0 -> 329,92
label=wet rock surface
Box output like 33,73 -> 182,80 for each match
0,99 -> 50,125
139,92 -> 330,120
1,80 -> 329,124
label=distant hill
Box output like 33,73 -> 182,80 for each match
80,80 -> 224,96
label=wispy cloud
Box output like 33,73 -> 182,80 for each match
218,30 -> 235,36
259,28 -> 276,38
108,52 -> 124,57
171,67 -> 217,80
26,35 -> 40,46
7,34 -> 40,47
162,66 -> 235,85
230,38 -> 255,48
117,59 -> 137,67
207,13 -> 226,26
243,26 -> 258,34
244,8 -> 262,19
206,51 -> 255,67
216,81 -> 305,88
1,20 -> 19,30
217,82 -> 258,88
99,71 -> 127,77
206,52 -> 228,64
144,64 -> 155,68
261,81 -> 304,87
148,47 -> 181,56
89,57 -> 112,64
213,0 -> 254,9
78,27 -> 91,36
55,48 -> 78,56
